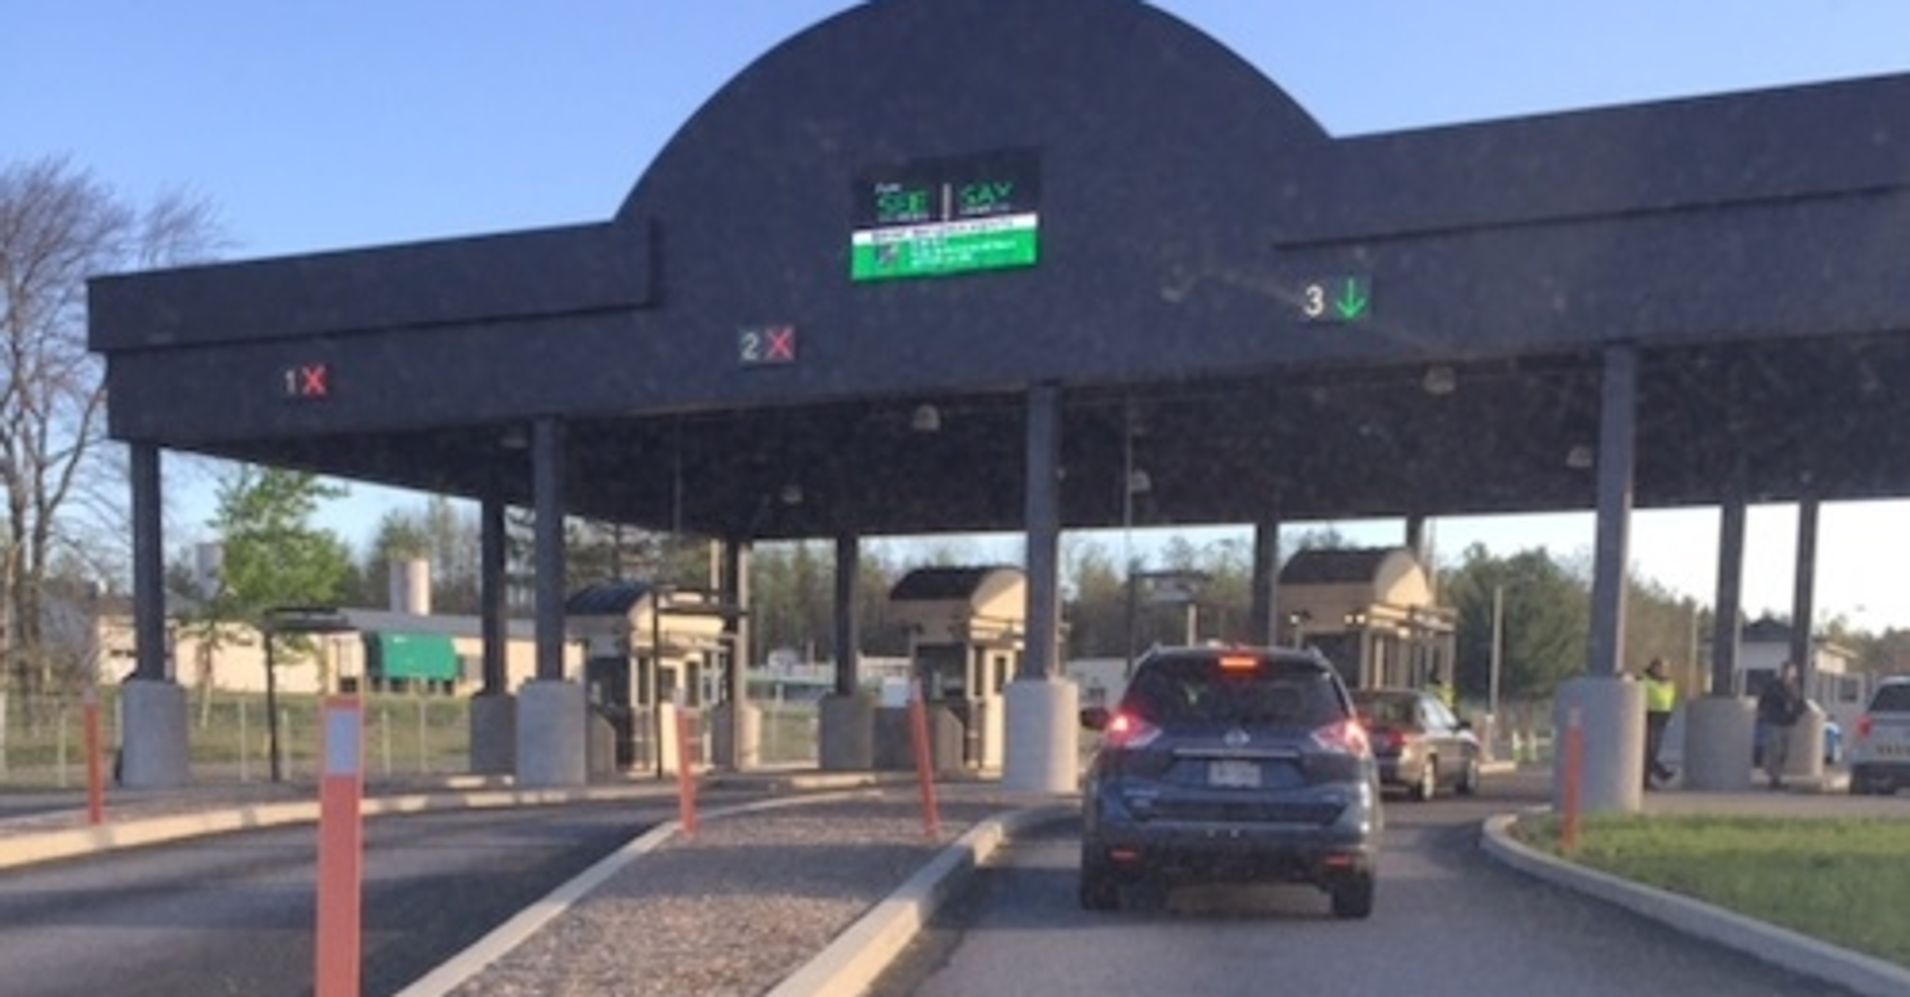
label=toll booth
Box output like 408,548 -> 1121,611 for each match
566,581 -> 729,774
1277,548 -> 1456,692
888,566 -> 1027,770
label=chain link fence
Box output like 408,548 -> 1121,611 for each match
0,688 -> 471,789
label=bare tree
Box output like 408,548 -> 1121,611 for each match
0,156 -> 220,705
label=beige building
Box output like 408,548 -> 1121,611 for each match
1278,547 -> 1456,691
889,566 -> 1028,769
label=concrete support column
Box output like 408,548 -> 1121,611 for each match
1005,383 -> 1078,793
531,419 -> 566,683
1405,514 -> 1426,560
517,418 -> 585,786
131,443 -> 167,682
480,494 -> 509,694
1250,516 -> 1280,647
1685,493 -> 1754,791
713,538 -> 759,770
1556,344 -> 1644,814
1791,496 -> 1819,682
833,533 -> 859,696
124,442 -> 188,788
818,532 -> 873,769
470,492 -> 515,775
1712,495 -> 1746,696
1781,497 -> 1827,781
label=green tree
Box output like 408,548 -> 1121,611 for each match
1442,544 -> 1590,700
209,467 -> 352,681
2,156 -> 219,703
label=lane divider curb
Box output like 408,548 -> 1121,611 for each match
766,802 -> 1075,997
1480,812 -> 1910,997
0,782 -> 691,872
394,789 -> 883,997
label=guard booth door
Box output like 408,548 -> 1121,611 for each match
585,655 -> 635,768
916,643 -> 976,766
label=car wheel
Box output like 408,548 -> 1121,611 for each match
1409,758 -> 1437,802
1850,768 -> 1874,796
1456,755 -> 1480,796
1079,848 -> 1120,911
1330,873 -> 1376,919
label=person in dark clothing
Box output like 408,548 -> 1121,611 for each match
1756,663 -> 1805,790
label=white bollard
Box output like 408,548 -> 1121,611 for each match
239,699 -> 251,783
57,708 -> 70,788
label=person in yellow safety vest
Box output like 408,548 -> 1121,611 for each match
1641,658 -> 1678,788
1427,669 -> 1456,710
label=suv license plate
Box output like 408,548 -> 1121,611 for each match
1209,760 -> 1260,788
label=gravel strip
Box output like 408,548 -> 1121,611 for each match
453,791 -> 1016,997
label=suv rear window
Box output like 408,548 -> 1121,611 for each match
1353,693 -> 1417,727
1122,656 -> 1346,728
1870,684 -> 1910,713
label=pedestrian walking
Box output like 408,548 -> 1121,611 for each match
1756,662 -> 1805,790
1641,658 -> 1677,788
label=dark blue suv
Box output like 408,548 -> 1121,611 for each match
1079,648 -> 1382,917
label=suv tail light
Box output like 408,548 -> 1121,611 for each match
1104,711 -> 1162,750
1311,717 -> 1371,758
1857,713 -> 1873,741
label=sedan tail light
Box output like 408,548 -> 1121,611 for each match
1311,717 -> 1372,758
1104,711 -> 1162,750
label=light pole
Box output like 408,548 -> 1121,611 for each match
1490,584 -> 1505,722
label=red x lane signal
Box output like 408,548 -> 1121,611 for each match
283,363 -> 331,400
739,326 -> 797,366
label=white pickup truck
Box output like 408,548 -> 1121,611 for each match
1850,677 -> 1910,796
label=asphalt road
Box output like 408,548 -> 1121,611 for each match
878,774 -> 1845,997
0,797 -> 707,997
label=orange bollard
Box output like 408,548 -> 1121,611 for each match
674,697 -> 698,839
1561,705 -> 1584,855
83,688 -> 104,826
314,696 -> 364,997
908,679 -> 941,839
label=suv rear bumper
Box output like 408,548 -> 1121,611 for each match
1088,822 -> 1375,883
1851,760 -> 1910,789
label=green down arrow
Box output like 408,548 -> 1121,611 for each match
1335,278 -> 1369,320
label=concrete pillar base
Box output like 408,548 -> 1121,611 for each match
468,693 -> 516,776
818,694 -> 875,771
1003,677 -> 1079,793
1782,703 -> 1828,779
120,679 -> 190,789
514,680 -> 587,788
710,702 -> 762,771
1683,695 -> 1755,792
1552,675 -> 1644,815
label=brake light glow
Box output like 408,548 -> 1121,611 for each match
1219,655 -> 1258,672
1311,718 -> 1372,758
1104,711 -> 1162,750
1857,714 -> 1873,740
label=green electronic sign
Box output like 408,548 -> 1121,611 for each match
1298,276 -> 1372,323
851,149 -> 1039,282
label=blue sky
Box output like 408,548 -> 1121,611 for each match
10,1 -> 1910,626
